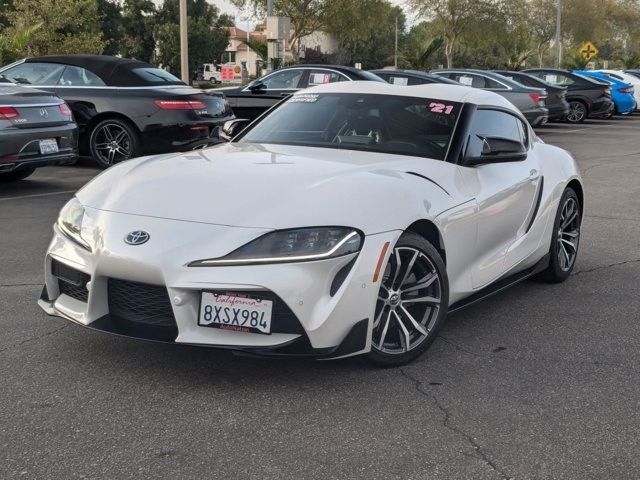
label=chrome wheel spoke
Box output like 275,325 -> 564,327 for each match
373,305 -> 386,328
377,310 -> 392,349
389,249 -> 402,289
393,310 -> 410,353
401,273 -> 437,294
562,210 -> 577,229
401,295 -> 439,305
399,305 -> 428,337
398,251 -> 418,288
560,238 -> 576,251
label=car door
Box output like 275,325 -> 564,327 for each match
231,68 -> 306,120
53,65 -> 110,133
457,108 -> 542,288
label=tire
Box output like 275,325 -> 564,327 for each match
0,167 -> 36,182
538,187 -> 582,283
566,100 -> 587,123
368,232 -> 449,367
89,118 -> 140,168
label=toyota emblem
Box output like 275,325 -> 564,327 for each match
124,231 -> 150,245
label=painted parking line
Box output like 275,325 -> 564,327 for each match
0,190 -> 76,202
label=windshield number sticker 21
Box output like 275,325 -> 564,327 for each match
429,102 -> 454,114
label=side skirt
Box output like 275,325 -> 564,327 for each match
449,253 -> 550,314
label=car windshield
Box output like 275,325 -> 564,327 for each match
240,93 -> 462,160
132,67 -> 184,85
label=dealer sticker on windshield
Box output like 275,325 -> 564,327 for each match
198,292 -> 273,334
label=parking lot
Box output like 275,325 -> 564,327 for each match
1,116 -> 639,479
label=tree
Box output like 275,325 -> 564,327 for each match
401,23 -> 444,70
121,0 -> 156,62
324,0 -> 405,69
97,0 -> 123,56
154,0 -> 232,75
0,22 -> 41,65
528,0 -> 557,67
407,0 -> 488,68
229,0 -> 325,60
5,0 -> 103,56
243,38 -> 268,62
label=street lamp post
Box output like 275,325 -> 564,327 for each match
179,0 -> 189,83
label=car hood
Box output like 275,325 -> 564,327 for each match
77,143 -> 459,234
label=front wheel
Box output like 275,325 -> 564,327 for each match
89,118 -> 140,168
566,100 -> 587,123
368,233 -> 449,366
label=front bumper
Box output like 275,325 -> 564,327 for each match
39,209 -> 399,359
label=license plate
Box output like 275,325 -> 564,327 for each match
39,139 -> 58,154
198,292 -> 272,334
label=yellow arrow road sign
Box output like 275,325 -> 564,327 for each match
579,41 -> 598,60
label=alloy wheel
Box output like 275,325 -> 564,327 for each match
567,102 -> 586,123
557,196 -> 580,271
372,246 -> 442,355
93,123 -> 133,165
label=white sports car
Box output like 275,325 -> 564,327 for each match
39,82 -> 583,365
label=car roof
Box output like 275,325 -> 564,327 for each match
23,55 -> 178,87
432,68 -> 528,88
296,80 -> 520,112
493,70 -> 565,89
370,69 -> 460,84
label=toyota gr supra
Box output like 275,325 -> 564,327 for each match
38,82 -> 584,365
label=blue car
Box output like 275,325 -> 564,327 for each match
574,70 -> 636,115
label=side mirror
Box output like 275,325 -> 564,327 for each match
248,81 -> 266,94
219,119 -> 250,141
466,135 -> 527,165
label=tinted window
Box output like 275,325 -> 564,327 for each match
544,73 -> 574,86
2,62 -> 65,85
58,66 -> 105,86
260,69 -> 304,89
241,93 -> 462,160
306,70 -> 348,87
132,68 -> 183,85
465,109 -> 527,159
453,74 -> 504,89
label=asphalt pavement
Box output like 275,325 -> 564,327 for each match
1,117 -> 639,479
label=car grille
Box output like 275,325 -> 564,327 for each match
108,279 -> 176,327
51,259 -> 90,303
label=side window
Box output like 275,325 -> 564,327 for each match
1,62 -> 65,85
307,70 -> 347,87
455,74 -> 485,88
483,77 -> 506,89
261,69 -> 304,89
555,74 -> 575,86
58,66 -> 106,86
464,109 -> 528,159
388,75 -> 410,86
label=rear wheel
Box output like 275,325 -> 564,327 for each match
538,187 -> 582,283
368,233 -> 449,366
566,100 -> 587,123
89,118 -> 140,168
0,167 -> 36,182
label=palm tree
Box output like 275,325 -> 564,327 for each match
0,23 -> 42,65
401,37 -> 444,70
242,38 -> 268,63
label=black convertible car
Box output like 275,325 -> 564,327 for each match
0,55 -> 234,167
216,65 -> 385,121
0,80 -> 77,181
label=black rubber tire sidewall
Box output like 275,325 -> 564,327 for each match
539,187 -> 581,283
89,118 -> 140,169
367,232 -> 449,367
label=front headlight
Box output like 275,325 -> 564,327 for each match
57,197 -> 91,251
190,227 -> 362,266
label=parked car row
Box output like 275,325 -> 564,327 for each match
1,55 -> 638,182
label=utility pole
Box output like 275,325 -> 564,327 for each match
555,0 -> 562,68
179,0 -> 189,83
267,0 -> 274,72
394,16 -> 398,68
